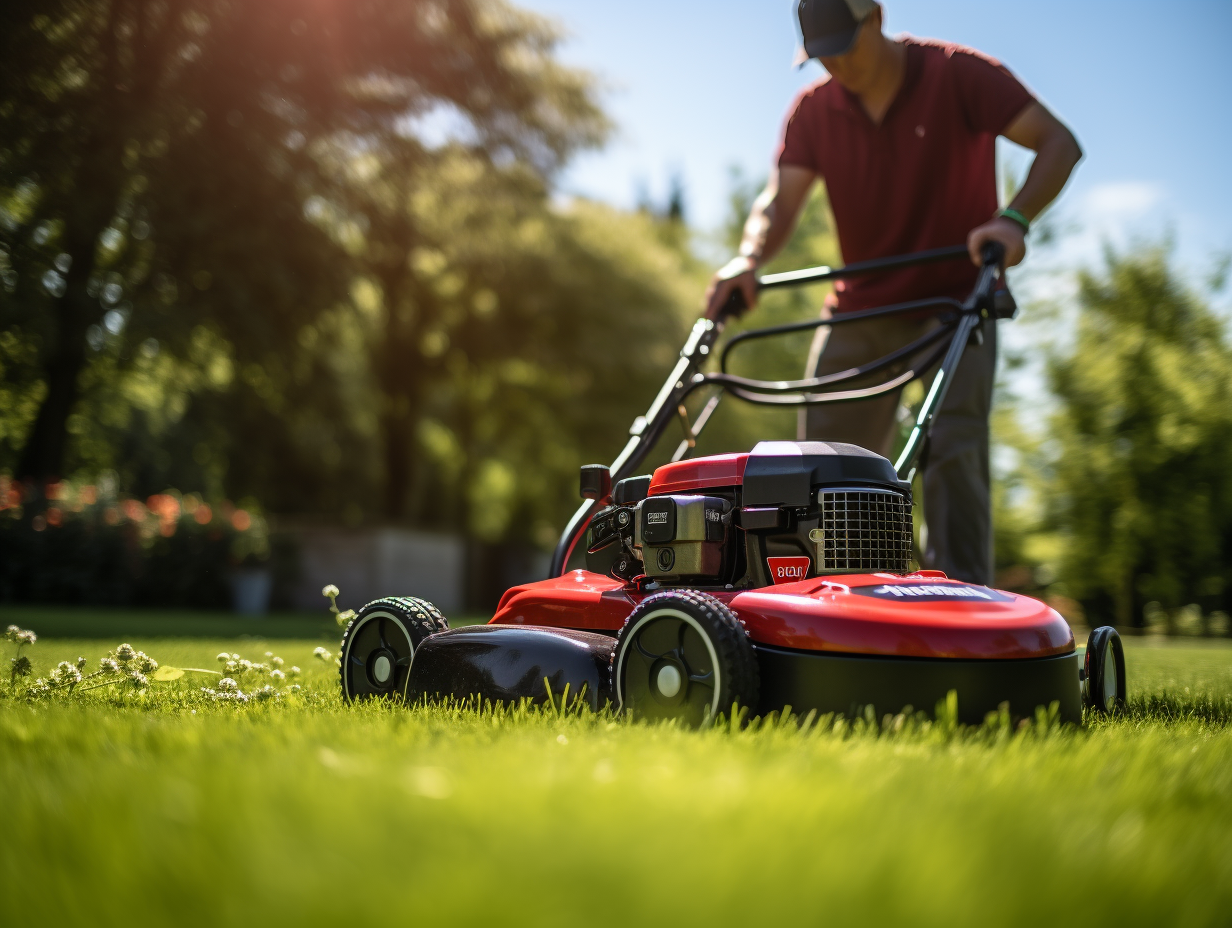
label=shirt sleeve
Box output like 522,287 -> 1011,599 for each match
947,46 -> 1035,136
776,86 -> 822,173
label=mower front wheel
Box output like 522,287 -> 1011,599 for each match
1082,625 -> 1127,715
339,597 -> 448,702
612,590 -> 759,727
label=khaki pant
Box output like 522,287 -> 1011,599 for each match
799,310 -> 996,584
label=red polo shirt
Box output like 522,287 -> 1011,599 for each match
777,37 -> 1034,312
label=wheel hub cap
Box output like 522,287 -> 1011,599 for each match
373,653 -> 392,684
656,663 -> 682,698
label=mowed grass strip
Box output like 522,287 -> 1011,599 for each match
1,634 -> 1230,928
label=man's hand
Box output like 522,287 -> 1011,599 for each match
704,255 -> 760,321
967,216 -> 1026,268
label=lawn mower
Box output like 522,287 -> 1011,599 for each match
339,243 -> 1128,725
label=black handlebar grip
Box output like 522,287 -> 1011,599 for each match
718,286 -> 748,321
980,240 -> 1005,267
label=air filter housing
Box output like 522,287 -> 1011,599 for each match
737,441 -> 913,582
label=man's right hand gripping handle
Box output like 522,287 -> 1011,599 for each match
704,258 -> 759,322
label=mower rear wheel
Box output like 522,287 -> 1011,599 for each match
613,590 -> 759,726
1082,625 -> 1126,714
339,597 -> 448,702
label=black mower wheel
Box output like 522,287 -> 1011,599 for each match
339,597 -> 448,702
612,590 -> 759,726
1082,625 -> 1127,715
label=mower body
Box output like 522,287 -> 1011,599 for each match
413,441 -> 1082,723
351,247 -> 1108,723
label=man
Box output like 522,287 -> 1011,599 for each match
704,0 -> 1081,585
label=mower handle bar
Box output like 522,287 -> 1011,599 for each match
548,241 -> 1006,578
714,242 -> 972,322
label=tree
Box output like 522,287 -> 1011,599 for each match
0,0 -> 603,487
1042,247 -> 1232,626
310,142 -> 693,536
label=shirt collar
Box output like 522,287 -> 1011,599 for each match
825,37 -> 922,119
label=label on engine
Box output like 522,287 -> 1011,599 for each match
851,582 -> 1014,602
767,556 -> 811,584
646,511 -> 669,525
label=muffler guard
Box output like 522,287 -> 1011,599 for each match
408,626 -> 616,710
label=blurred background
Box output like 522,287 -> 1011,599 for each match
1,0 -> 1229,634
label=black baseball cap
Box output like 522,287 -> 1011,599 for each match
793,0 -> 877,66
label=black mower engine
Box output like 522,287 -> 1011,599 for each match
584,441 -> 914,588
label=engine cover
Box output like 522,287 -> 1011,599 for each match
582,441 -> 914,587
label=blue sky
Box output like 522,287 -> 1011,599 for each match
518,0 -> 1232,278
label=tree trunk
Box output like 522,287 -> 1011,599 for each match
378,263 -> 436,522
381,391 -> 414,520
15,0 -> 138,482
14,273 -> 96,482
14,151 -> 128,482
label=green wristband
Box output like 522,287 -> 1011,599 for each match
999,208 -> 1030,233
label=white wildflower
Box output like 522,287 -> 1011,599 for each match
99,657 -> 119,674
16,630 -> 37,646
312,647 -> 331,661
321,584 -> 339,600
4,625 -> 18,642
224,660 -> 238,675
270,669 -> 286,683
288,666 -> 301,677
217,677 -> 239,693
216,652 -> 232,664
270,656 -> 284,668
115,643 -> 136,663
253,685 -> 279,701
129,672 -> 149,690
51,661 -> 82,688
289,684 -> 302,694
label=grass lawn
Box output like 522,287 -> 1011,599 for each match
2,611 -> 1230,927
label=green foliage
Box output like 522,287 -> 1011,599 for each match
0,0 -> 624,541
0,632 -> 1230,926
1041,248 -> 1232,625
314,143 -> 695,536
